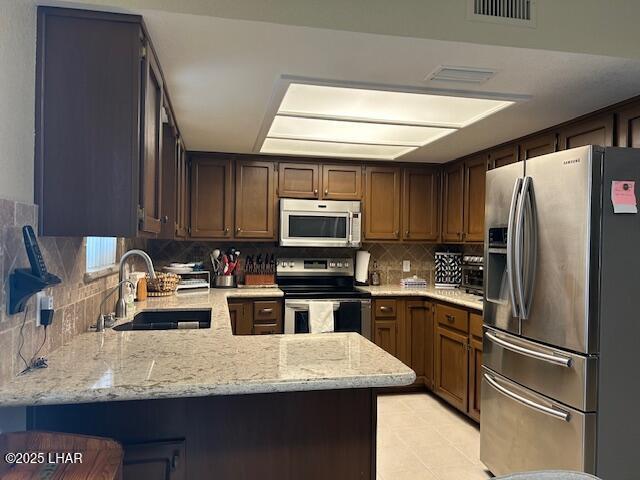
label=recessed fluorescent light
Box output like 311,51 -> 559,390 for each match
261,138 -> 414,160
267,115 -> 455,147
278,83 -> 514,128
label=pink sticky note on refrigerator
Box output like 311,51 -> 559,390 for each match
611,181 -> 638,213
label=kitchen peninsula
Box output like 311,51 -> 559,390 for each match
0,289 -> 414,479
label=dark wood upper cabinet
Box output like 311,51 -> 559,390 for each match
463,155 -> 488,243
617,101 -> 640,147
558,114 -> 614,150
364,166 -> 401,240
175,139 -> 189,238
441,162 -> 464,242
488,144 -> 519,169
321,164 -> 363,200
518,133 -> 557,160
159,122 -> 178,239
36,8 -> 146,237
278,163 -> 319,198
139,44 -> 164,235
402,167 -> 439,241
235,160 -> 276,239
189,157 -> 233,239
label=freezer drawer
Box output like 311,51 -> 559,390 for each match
480,368 -> 596,477
483,326 -> 598,411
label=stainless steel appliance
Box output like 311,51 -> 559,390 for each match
481,146 -> 640,480
277,257 -> 371,339
280,199 -> 361,247
461,255 -> 484,295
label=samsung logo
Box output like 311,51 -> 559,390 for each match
563,158 -> 581,165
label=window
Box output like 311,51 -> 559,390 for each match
86,237 -> 117,272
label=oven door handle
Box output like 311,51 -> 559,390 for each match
285,302 -> 341,311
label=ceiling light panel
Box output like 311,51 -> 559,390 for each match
278,83 -> 513,128
267,115 -> 455,146
260,138 -> 414,160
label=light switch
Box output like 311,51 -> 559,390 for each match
402,260 -> 411,272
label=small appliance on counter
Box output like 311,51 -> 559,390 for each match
434,251 -> 461,289
355,250 -> 370,285
400,276 -> 427,289
460,255 -> 484,296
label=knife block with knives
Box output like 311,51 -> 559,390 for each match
243,253 -> 276,286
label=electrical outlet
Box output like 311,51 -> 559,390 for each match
402,260 -> 411,272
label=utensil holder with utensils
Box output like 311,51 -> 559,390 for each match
213,275 -> 236,288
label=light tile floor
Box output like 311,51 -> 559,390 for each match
377,392 -> 493,480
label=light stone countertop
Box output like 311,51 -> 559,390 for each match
0,288 -> 415,407
357,286 -> 484,311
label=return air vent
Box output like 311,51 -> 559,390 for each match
427,66 -> 496,85
468,0 -> 535,26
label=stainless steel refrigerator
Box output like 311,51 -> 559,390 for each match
481,145 -> 640,479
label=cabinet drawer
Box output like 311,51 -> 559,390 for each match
253,300 -> 280,323
253,323 -> 281,335
470,311 -> 483,338
374,299 -> 397,319
436,303 -> 469,333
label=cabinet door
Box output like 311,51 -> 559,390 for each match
321,164 -> 363,200
190,157 -> 233,239
441,162 -> 464,242
402,168 -> 439,241
235,160 -> 277,239
434,325 -> 469,413
229,301 -> 252,336
160,122 -> 178,239
518,133 -> 557,160
374,320 -> 399,358
139,46 -> 164,235
405,300 -> 434,388
488,144 -> 519,169
364,166 -> 401,240
468,336 -> 483,422
123,440 -> 185,480
558,114 -> 614,150
278,162 -> 319,198
463,155 -> 488,243
617,101 -> 640,147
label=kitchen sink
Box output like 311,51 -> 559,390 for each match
113,309 -> 211,331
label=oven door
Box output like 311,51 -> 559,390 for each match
284,299 -> 371,339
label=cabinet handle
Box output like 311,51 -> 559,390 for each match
162,215 -> 169,223
171,452 -> 180,471
394,230 -> 399,238
380,306 -> 392,312
260,308 -> 273,314
225,227 -> 230,234
446,314 -> 455,322
324,189 -> 329,195
405,230 -> 410,237
236,227 -> 241,234
314,189 -> 318,195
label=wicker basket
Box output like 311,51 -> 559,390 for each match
146,272 -> 181,294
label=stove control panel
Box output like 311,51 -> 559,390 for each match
277,258 -> 354,276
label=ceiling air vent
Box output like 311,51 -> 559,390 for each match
427,66 -> 496,85
468,0 -> 535,26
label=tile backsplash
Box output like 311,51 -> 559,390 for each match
148,240 -> 483,286
0,197 -> 142,385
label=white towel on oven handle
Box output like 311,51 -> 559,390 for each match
308,301 -> 335,333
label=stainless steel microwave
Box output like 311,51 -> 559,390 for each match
280,199 -> 361,248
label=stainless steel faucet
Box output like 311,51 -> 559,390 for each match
115,249 -> 156,319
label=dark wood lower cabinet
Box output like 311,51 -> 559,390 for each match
228,299 -> 283,335
29,389 -> 377,480
123,440 -> 186,480
372,297 -> 482,421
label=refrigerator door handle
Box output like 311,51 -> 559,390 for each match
485,331 -> 572,367
507,177 -> 523,318
484,373 -> 570,422
514,176 -> 531,319
522,177 -> 538,320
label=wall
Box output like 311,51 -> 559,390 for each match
0,197 -> 147,385
0,0 -> 36,203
